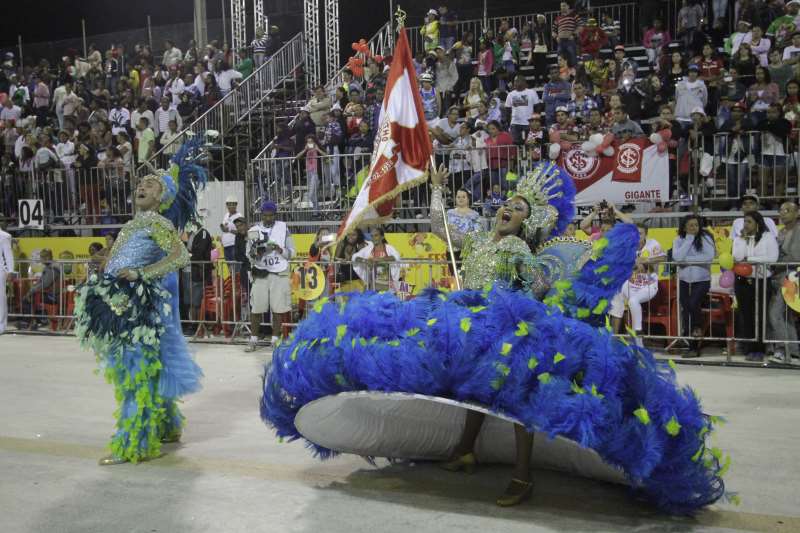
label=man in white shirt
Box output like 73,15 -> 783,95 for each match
220,196 -> 242,264
215,63 -> 243,95
159,120 -> 183,155
108,101 -> 131,136
130,99 -> 155,140
505,74 -> 541,145
246,201 -> 295,351
431,106 -> 461,150
163,40 -> 183,68
0,100 -> 22,122
165,69 -> 186,107
0,215 -> 14,334
782,32 -> 800,63
154,97 -> 182,136
732,193 -> 779,238
52,82 -> 68,128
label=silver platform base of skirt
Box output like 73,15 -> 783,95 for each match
294,391 -> 628,486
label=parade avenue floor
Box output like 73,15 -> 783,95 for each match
1,335 -> 798,533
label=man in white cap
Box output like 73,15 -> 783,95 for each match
220,195 -> 242,266
0,214 -> 14,334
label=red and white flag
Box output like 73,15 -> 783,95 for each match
337,26 -> 432,238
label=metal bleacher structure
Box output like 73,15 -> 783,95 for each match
248,2 -> 681,231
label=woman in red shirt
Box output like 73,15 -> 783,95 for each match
465,120 -> 515,202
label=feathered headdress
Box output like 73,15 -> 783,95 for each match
514,162 -> 576,239
141,135 -> 208,231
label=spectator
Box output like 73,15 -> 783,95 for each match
767,51 -> 794,99
435,46 -> 459,113
432,106 -> 461,150
18,249 -> 61,330
643,18 -> 671,66
246,201 -> 295,351
663,51 -> 687,99
528,14 -> 551,85
505,75 -> 540,145
453,32 -> 475,98
550,105 -> 580,144
340,68 -> 362,95
733,193 -> 779,238
182,222 -> 213,335
159,119 -> 182,156
292,108 -> 316,154
732,210 -> 779,362
553,2 -> 578,66
108,99 -> 130,137
583,55 -> 612,97
465,120 -> 514,199
476,40 -> 494,94
578,18 -> 608,58
162,40 -> 183,68
542,65 -> 572,125
676,0 -> 704,50
116,132 -> 132,169
353,227 -> 402,293
34,134 -> 59,171
744,25 -> 771,67
231,215 -> 250,300
438,5 -> 458,50
463,77 -> 486,120
135,116 -> 155,164
0,216 -> 13,335
768,201 -> 800,364
672,214 -> 716,348
0,98 -> 21,123
131,99 -> 155,140
154,97 -> 182,137
215,62 -> 243,96
420,72 -> 441,125
307,85 -> 332,128
782,32 -> 800,63
729,21 -> 752,56
747,66 -> 780,124
640,75 -> 669,119
609,224 -> 666,343
675,64 -> 708,123
165,68 -> 185,108
236,48 -> 254,79
420,9 -> 440,53
294,134 -> 327,212
525,113 -> 546,160
251,28 -> 268,67
718,105 -> 757,200
767,1 -> 800,46
698,43 -> 725,112
335,229 -> 368,292
731,44 -> 758,86
320,112 -> 343,195
610,107 -> 644,142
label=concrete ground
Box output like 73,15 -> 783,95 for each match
0,335 -> 798,533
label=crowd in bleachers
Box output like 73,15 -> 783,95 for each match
268,1 -> 800,214
0,28 -> 284,224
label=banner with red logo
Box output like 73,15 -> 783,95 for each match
559,138 -> 669,205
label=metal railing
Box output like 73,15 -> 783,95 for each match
1,163 -> 136,226
6,256 -> 799,367
406,3 -> 640,53
136,32 -> 305,177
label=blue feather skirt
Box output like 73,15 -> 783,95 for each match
76,272 -> 203,461
261,287 -> 728,514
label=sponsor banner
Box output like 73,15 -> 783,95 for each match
560,139 -> 669,206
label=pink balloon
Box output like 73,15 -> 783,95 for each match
719,270 -> 735,289
210,248 -> 220,262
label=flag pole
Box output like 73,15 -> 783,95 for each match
429,155 -> 462,290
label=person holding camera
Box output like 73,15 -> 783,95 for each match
246,201 -> 296,352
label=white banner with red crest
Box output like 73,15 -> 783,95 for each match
558,138 -> 670,206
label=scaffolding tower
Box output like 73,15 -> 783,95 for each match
231,0 -> 247,52
303,0 -> 321,88
323,0 -> 340,83
253,0 -> 267,37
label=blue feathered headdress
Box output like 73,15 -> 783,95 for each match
145,135 -> 208,231
515,162 -> 576,239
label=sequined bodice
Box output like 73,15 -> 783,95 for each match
105,211 -> 183,277
461,232 -> 533,290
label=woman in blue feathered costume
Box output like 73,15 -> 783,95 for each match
261,163 -> 729,514
75,138 -> 207,465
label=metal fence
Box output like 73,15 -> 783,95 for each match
406,3 -> 640,54
136,32 -> 306,178
6,256 -> 799,366
1,164 -> 136,226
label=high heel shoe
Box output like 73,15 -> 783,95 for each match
98,454 -> 129,466
439,452 -> 476,474
496,478 -> 533,507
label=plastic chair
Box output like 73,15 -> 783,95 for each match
641,279 -> 679,340
703,292 -> 736,355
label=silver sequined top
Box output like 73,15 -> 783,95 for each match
430,187 -> 548,296
105,210 -> 189,280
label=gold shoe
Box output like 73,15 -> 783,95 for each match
98,454 -> 129,466
440,452 -> 476,474
161,432 -> 182,444
496,478 -> 533,507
